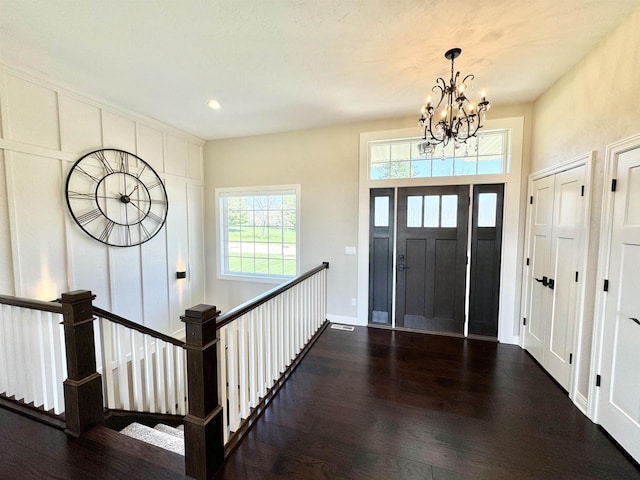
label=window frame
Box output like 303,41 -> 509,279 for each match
215,184 -> 301,284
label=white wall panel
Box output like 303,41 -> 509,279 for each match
165,177 -> 189,336
165,135 -> 188,177
4,74 -> 59,150
188,143 -> 203,180
59,95 -> 102,155
8,152 -> 67,299
66,206 -> 111,310
141,228 -> 170,333
188,183 -> 205,305
0,151 -> 15,295
101,110 -> 136,151
136,124 -> 165,174
109,245 -> 144,322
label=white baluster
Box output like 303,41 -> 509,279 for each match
54,316 -> 67,414
238,315 -> 249,419
99,318 -> 116,409
116,324 -> 131,410
218,326 -> 229,443
256,307 -> 265,397
130,330 -> 143,410
0,305 -> 8,395
227,321 -> 239,432
143,335 -> 155,412
248,310 -> 258,408
166,341 -> 176,414
155,339 -> 167,413
175,345 -> 186,415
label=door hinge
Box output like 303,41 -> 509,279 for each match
529,195 -> 533,205
569,353 -> 573,364
575,271 -> 579,282
604,279 -> 609,292
611,179 -> 617,192
596,374 -> 601,387
580,185 -> 585,197
523,317 -> 527,326
526,257 -> 530,266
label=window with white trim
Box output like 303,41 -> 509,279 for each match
217,185 -> 299,280
369,129 -> 508,180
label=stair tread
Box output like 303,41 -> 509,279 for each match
154,423 -> 184,438
120,422 -> 184,456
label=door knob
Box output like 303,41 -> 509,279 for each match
534,276 -> 548,286
630,317 -> 640,326
548,278 -> 555,290
397,263 -> 408,272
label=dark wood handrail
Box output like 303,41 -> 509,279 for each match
0,294 -> 64,314
92,306 -> 186,348
216,262 -> 329,330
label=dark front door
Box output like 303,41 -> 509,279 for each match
395,185 -> 469,334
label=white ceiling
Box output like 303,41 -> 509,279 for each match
1,1 -> 638,140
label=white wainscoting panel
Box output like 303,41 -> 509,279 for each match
165,134 -> 188,178
136,123 -> 165,174
59,94 -> 102,154
4,73 -> 60,150
7,152 -> 68,299
141,229 -> 171,334
165,177 -> 190,335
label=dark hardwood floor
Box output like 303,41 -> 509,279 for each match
217,326 -> 640,480
0,407 -> 184,479
1,326 -> 638,479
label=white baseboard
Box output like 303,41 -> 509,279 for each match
573,391 -> 588,415
326,314 -> 364,327
172,327 -> 186,342
498,334 -> 520,346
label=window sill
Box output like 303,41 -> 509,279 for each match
217,272 -> 296,285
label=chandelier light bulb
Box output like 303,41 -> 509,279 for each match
481,89 -> 487,99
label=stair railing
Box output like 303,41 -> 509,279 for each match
93,307 -> 187,415
181,262 -> 329,479
0,291 -> 104,436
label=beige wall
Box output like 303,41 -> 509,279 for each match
204,103 -> 533,320
531,6 -> 640,404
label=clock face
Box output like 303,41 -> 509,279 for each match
65,149 -> 168,247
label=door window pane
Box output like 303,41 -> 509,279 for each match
441,195 -> 458,227
374,196 -> 390,227
423,195 -> 440,227
477,192 -> 498,227
407,196 -> 423,227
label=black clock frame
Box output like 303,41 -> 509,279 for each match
65,148 -> 169,247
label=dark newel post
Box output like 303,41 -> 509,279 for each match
60,290 -> 104,437
182,304 -> 224,480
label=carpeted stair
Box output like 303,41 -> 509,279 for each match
120,422 -> 185,455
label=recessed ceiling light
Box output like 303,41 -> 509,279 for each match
207,99 -> 221,110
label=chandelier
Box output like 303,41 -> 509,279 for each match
418,48 -> 490,157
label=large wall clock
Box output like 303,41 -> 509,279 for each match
65,148 -> 169,247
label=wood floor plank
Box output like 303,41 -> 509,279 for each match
218,326 -> 640,480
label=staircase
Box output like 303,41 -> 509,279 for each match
120,422 -> 185,456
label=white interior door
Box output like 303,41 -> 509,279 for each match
599,147 -> 640,462
544,166 -> 585,389
524,175 -> 554,363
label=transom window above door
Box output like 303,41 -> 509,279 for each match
368,129 -> 508,180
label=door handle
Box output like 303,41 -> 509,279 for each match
548,278 -> 555,290
397,263 -> 408,272
534,276 -> 548,286
630,317 -> 640,326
